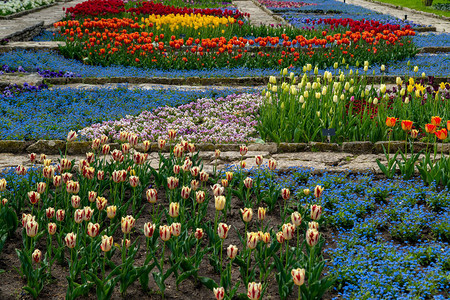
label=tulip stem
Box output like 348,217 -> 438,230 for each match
48,235 -> 52,276
160,242 -> 166,275
220,240 -> 223,274
298,285 -> 301,300
102,254 -> 106,280
246,249 -> 252,285
285,240 -> 289,269
214,211 -> 218,242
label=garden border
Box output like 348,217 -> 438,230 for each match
0,2 -> 58,20
0,140 -> 446,155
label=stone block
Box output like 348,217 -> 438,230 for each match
0,140 -> 27,153
342,141 -> 374,154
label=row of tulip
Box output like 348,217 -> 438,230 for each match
0,130 -> 334,299
258,64 -> 450,143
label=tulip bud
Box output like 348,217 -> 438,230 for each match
217,223 -> 229,239
240,208 -> 253,223
257,207 -> 266,221
107,205 -> 117,219
282,223 -> 295,240
100,134 -> 108,144
191,179 -> 200,191
291,268 -> 306,286
28,191 -> 40,205
281,188 -> 290,200
97,170 -> 105,181
74,209 -> 84,224
313,185 -> 324,198
84,206 -> 94,221
101,144 -> 110,155
190,166 -> 200,177
311,204 -> 323,220
65,232 -> 77,248
167,176 -> 179,190
100,235 -> 113,252
171,223 -> 181,237
212,184 -> 224,196
26,220 -> 39,237
96,197 -> 108,210
199,171 -> 209,182
56,209 -> 65,222
306,229 -> 320,247
247,282 -> 262,300
380,65 -> 385,72
121,215 -> 136,234
29,153 -> 37,163
291,211 -> 302,227
32,249 -> 42,264
215,196 -> 226,211
239,145 -> 248,156
414,66 -> 419,73
226,244 -> 238,260
308,221 -> 319,231
169,202 -> 180,218
214,287 -> 225,300
48,222 -> 57,235
67,130 -> 77,142
255,155 -> 263,166
194,228 -> 204,240
159,225 -> 171,241
15,165 -> 27,176
53,175 -> 62,187
244,177 -> 253,189
247,232 -> 259,250
269,76 -> 276,84
276,231 -> 285,244
87,222 -> 100,238
46,207 -> 55,219
411,129 -> 419,139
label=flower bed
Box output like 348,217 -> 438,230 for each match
0,87 -> 256,140
0,0 -> 56,16
52,0 -> 417,70
0,142 -> 448,299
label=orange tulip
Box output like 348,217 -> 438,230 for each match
431,116 -> 442,126
435,128 -> 448,140
385,117 -> 397,127
447,120 -> 450,131
401,120 -> 413,132
425,124 -> 437,134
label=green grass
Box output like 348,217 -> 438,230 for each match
374,0 -> 450,18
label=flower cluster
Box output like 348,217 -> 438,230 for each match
0,0 -> 56,16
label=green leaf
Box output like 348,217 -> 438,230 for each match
197,276 -> 218,290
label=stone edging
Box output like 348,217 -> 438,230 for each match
0,2 -> 58,20
0,140 -> 448,155
360,0 -> 450,22
247,0 -> 289,25
2,22 -> 44,42
38,75 -> 450,86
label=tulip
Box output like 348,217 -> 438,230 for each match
167,176 -> 179,190
133,152 -> 146,165
100,235 -> 113,252
241,208 -> 253,223
425,124 -> 437,134
29,153 -> 37,163
195,190 -> 205,204
107,205 -> 117,219
411,129 -> 419,139
121,143 -> 131,154
240,161 -> 247,169
122,239 -> 131,249
276,231 -> 285,244
67,130 -> 77,142
56,209 -> 65,222
146,189 -> 157,204
194,228 -> 204,240
92,138 -> 101,150
171,223 -> 181,237
217,223 -> 229,239
158,139 -> 166,150
261,232 -> 271,244
173,144 -> 184,158
186,143 -> 195,154
43,159 -> 51,167
39,153 -> 46,163
60,158 -> 72,171
210,183 -> 223,196
239,145 -> 248,156
303,189 -> 310,196
96,197 -> 108,210
53,175 -> 62,187
84,206 -> 94,221
65,232 -> 77,248
71,195 -> 81,208
311,204 -> 323,220
101,144 -> 110,155
159,225 -> 171,241
181,186 -> 191,199
291,268 -> 306,286
212,195 -> 225,211
66,180 -> 80,194
28,191 -> 40,205
435,128 -> 448,140
111,150 -> 124,162
129,176 -> 140,188
127,133 -> 138,146
243,177 -> 253,189
227,245 -> 238,259
48,222 -> 57,235
401,120 -> 413,132
313,185 -> 324,198
219,179 -> 228,188
121,216 -> 136,234
213,287 -> 225,300
247,232 -> 259,250
15,165 -> 27,176
225,172 -> 233,182
215,149 -> 221,159
46,207 -> 55,219
74,209 -> 84,224
87,222 -> 100,238
190,166 -> 200,177
268,158 -> 277,170
385,117 -> 397,127
144,222 -> 155,238
291,211 -> 302,227
255,155 -> 263,166
32,249 -> 42,264
22,213 -> 34,227
112,170 -> 127,183
257,207 -> 266,221
309,221 -> 319,231
431,116 -> 442,127
282,223 -> 295,240
26,220 -> 39,237
168,129 -> 177,140
281,188 -> 290,200
169,202 -> 180,218
306,229 -> 320,247
1,198 -> 7,206
247,282 -> 262,300
447,120 -> 450,131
